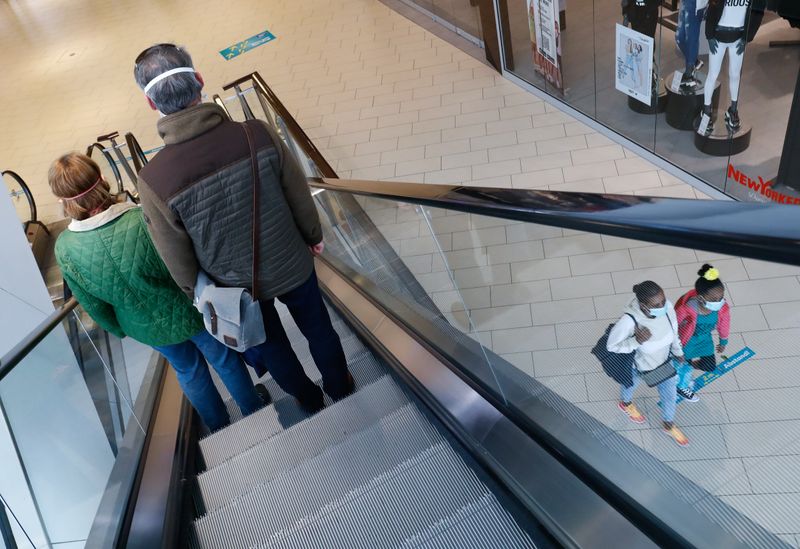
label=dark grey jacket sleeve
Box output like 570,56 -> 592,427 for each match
261,122 -> 323,245
137,175 -> 200,298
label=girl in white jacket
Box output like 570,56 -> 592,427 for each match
607,281 -> 689,447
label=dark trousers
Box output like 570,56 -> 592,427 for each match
691,355 -> 717,372
243,272 -> 349,405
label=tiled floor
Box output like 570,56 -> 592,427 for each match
357,196 -> 800,544
0,0 -> 707,225
1,0 -> 794,544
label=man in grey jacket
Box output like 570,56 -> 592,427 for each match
133,43 -> 352,412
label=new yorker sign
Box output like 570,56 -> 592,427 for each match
728,164 -> 800,205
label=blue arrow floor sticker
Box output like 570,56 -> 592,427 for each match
220,30 -> 276,60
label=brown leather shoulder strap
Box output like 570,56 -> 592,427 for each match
242,122 -> 260,300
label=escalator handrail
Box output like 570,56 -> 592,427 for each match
223,72 -> 337,178
124,132 -> 149,175
309,177 -> 800,267
86,142 -> 125,195
222,71 -> 800,267
0,297 -> 78,383
1,170 -> 37,224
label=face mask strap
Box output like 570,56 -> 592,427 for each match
60,177 -> 102,201
143,67 -> 196,95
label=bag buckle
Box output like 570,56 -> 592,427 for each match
206,302 -> 218,335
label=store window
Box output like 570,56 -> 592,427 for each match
402,0 -> 484,45
499,0 -> 800,204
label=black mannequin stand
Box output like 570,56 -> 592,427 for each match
694,111 -> 752,156
665,72 -> 721,130
627,78 -> 668,114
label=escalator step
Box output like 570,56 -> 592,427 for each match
220,339 -> 376,425
200,351 -> 386,468
260,443 -> 490,549
398,494 -> 536,548
197,375 -> 409,512
191,404 -> 443,549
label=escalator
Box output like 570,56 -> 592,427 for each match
1,72 -> 799,549
188,302 -> 539,548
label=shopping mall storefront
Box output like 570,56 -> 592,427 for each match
397,0 -> 800,203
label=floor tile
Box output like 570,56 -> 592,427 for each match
490,280 -> 551,307
551,273 -> 615,300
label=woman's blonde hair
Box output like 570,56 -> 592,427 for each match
48,153 -> 114,220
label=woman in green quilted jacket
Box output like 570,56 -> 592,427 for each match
49,152 -> 267,431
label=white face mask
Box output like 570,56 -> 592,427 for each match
703,298 -> 725,311
644,299 -> 671,318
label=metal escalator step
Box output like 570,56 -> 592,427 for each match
258,334 -> 371,395
399,494 -> 536,549
221,340 -> 377,424
289,332 -> 367,371
260,443 -> 490,549
197,375 -> 409,512
201,351 -> 386,468
191,404 -> 442,549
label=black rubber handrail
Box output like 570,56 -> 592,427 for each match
2,170 -> 37,224
86,142 -> 125,195
0,297 -> 78,383
224,72 -> 800,267
212,94 -> 232,121
223,73 -> 337,178
309,177 -> 800,267
124,132 -> 149,175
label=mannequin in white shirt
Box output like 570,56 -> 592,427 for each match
699,0 -> 751,134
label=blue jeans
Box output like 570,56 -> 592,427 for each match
154,330 -> 263,431
620,363 -> 678,423
676,0 -> 706,73
243,272 -> 349,407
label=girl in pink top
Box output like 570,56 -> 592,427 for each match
673,264 -> 730,402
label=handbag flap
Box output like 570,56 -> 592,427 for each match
198,285 -> 247,324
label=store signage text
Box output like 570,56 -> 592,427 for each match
727,164 -> 800,205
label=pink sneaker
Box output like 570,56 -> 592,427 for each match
618,401 -> 646,424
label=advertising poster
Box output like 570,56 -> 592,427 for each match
615,23 -> 654,105
527,0 -> 563,91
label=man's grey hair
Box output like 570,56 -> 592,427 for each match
134,44 -> 202,115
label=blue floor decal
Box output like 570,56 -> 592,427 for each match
662,347 -> 756,406
220,30 -> 276,60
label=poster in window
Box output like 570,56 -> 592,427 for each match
614,23 -> 654,105
527,0 -> 563,91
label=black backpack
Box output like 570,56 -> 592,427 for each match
592,313 -> 637,388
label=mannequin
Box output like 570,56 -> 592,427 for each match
700,0 -> 765,134
623,0 -> 661,38
676,0 -> 708,90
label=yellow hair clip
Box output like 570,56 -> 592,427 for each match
704,268 -> 720,281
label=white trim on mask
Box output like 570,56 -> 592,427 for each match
143,67 -> 196,95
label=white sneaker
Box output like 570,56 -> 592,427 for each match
677,387 -> 699,403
